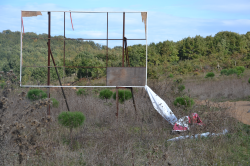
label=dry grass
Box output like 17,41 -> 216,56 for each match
0,72 -> 250,165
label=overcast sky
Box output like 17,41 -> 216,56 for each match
1,0 -> 250,47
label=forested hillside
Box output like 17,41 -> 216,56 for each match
1,30 -> 250,83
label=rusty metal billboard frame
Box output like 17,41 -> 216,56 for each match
20,11 -> 148,88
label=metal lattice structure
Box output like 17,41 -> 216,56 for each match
20,11 -> 148,88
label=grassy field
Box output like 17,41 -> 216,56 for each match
0,71 -> 250,165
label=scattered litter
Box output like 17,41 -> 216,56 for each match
167,129 -> 228,141
145,85 -> 177,125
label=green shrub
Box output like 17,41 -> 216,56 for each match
168,73 -> 174,78
27,89 -> 47,101
227,68 -> 237,75
51,98 -> 59,108
99,89 -> 113,101
174,96 -> 194,107
205,72 -> 215,78
58,111 -> 85,129
221,69 -> 228,75
178,85 -> 185,92
0,82 -> 6,89
77,88 -> 87,96
112,90 -> 132,103
248,78 -> 250,84
236,66 -> 245,74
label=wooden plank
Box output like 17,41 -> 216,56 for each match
22,11 -> 42,17
107,67 -> 146,86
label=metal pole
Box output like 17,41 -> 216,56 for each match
47,12 -> 51,115
116,87 -> 119,119
49,48 -> 70,112
122,12 -> 125,67
64,12 -> 65,67
106,12 -> 108,86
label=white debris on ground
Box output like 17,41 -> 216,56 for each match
167,129 -> 228,141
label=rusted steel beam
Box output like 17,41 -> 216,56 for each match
106,12 -> 109,86
49,48 -> 70,112
25,37 -> 146,40
116,87 -> 119,119
122,12 -> 125,67
64,12 -> 65,67
47,11 -> 51,115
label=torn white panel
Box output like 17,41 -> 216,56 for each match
167,129 -> 228,141
145,85 -> 177,125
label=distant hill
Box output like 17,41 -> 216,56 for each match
1,30 -> 250,83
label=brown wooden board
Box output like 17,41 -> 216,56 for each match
107,67 -> 146,86
22,11 -> 42,17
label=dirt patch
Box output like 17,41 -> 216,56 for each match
196,100 -> 250,125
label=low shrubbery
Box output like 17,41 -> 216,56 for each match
99,89 -> 113,102
174,96 -> 194,107
51,98 -> 59,108
27,89 -> 47,101
221,66 -> 245,76
168,73 -> 174,78
0,82 -> 6,89
112,90 -> 132,103
205,72 -> 215,78
76,88 -> 87,96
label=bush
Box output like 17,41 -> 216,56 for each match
99,89 -> 113,101
227,68 -> 237,75
248,78 -> 250,84
236,66 -> 245,74
205,72 -> 215,78
178,85 -> 185,92
168,73 -> 174,78
58,111 -> 85,129
27,89 -> 47,101
77,88 -> 87,96
221,69 -> 228,75
51,98 -> 59,108
0,82 -> 6,89
174,96 -> 194,107
112,90 -> 132,103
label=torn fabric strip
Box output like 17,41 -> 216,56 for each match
145,85 -> 177,125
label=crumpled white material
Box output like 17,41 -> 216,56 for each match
145,85 -> 178,125
167,129 -> 228,141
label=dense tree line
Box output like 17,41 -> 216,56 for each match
1,30 -> 250,83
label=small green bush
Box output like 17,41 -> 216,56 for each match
27,89 -> 47,101
178,85 -> 185,92
174,96 -> 194,107
0,82 -> 6,89
168,73 -> 174,78
236,66 -> 245,74
205,72 -> 215,78
221,69 -> 228,75
112,90 -> 132,103
99,89 -> 113,101
58,111 -> 85,129
248,78 -> 250,84
51,98 -> 59,108
227,68 -> 237,75
77,88 -> 87,96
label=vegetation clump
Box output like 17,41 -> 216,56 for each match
174,96 -> 194,107
205,72 -> 215,78
112,90 -> 132,103
76,88 -> 87,96
58,111 -> 85,148
51,98 -> 59,108
27,89 -> 47,101
221,66 -> 245,76
99,89 -> 113,102
168,73 -> 174,78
